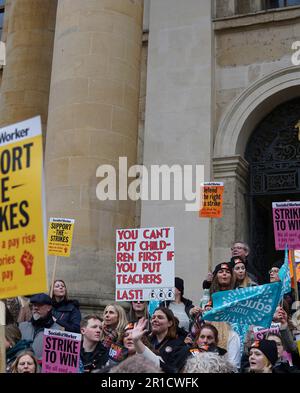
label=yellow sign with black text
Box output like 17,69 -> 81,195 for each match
47,218 -> 75,257
0,116 -> 47,299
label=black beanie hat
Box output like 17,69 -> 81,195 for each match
251,339 -> 278,365
213,262 -> 232,276
175,277 -> 184,295
272,260 -> 283,269
230,256 -> 247,269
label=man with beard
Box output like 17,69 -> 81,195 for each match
19,293 -> 62,361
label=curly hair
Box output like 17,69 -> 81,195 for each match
182,352 -> 236,373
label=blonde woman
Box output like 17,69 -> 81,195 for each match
248,340 -> 278,373
11,350 -> 39,373
100,304 -> 128,349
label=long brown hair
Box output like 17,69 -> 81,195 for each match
209,272 -> 234,296
151,307 -> 177,340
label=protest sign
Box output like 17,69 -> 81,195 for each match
253,323 -> 281,340
42,329 -> 81,373
203,281 -> 282,328
199,182 -> 224,218
47,218 -> 75,257
272,202 -> 300,250
115,227 -> 175,301
290,250 -> 300,287
0,116 -> 47,298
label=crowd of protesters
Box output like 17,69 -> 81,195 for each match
3,241 -> 300,373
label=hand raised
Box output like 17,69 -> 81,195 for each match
131,317 -> 149,343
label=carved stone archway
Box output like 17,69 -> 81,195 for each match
245,97 -> 300,281
212,67 -> 300,279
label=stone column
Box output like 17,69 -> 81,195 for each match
212,155 -> 249,264
0,0 -> 57,134
45,0 -> 143,310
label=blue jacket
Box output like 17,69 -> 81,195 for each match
52,299 -> 81,333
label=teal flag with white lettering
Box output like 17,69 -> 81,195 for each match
203,281 -> 282,328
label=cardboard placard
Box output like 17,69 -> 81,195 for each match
115,227 -> 175,301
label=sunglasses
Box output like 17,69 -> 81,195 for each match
133,301 -> 145,304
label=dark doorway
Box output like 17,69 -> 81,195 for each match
245,97 -> 300,283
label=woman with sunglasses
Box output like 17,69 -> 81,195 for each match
127,300 -> 149,324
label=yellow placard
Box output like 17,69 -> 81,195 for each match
47,218 -> 75,257
199,182 -> 224,218
0,116 -> 47,298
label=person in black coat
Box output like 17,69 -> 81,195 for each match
51,279 -> 81,333
80,314 -> 109,372
131,307 -> 189,373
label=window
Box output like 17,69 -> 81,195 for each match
265,0 -> 300,9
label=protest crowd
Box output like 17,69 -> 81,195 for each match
3,240 -> 300,374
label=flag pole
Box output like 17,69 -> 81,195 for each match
291,250 -> 299,303
49,255 -> 58,298
0,300 -> 5,373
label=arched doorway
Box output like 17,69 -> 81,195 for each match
245,97 -> 300,283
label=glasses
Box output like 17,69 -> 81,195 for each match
231,246 -> 246,251
133,301 -> 145,304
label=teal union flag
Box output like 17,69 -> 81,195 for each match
278,246 -> 291,300
203,281 -> 282,328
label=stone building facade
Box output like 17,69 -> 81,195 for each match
0,0 -> 299,310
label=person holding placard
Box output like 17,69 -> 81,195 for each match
51,279 -> 81,333
80,314 -> 109,372
19,293 -> 63,361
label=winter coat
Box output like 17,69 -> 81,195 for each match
80,342 -> 109,372
149,334 -> 188,373
273,359 -> 300,373
19,316 -> 62,360
52,299 -> 81,333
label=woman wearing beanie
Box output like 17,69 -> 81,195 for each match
162,277 -> 199,335
249,339 -> 278,373
230,256 -> 257,289
201,263 -> 241,369
209,262 -> 235,296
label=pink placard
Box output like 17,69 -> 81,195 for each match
42,329 -> 81,373
272,202 -> 300,250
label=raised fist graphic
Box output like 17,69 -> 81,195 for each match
20,250 -> 34,275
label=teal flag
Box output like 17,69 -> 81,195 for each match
203,281 -> 282,328
278,246 -> 291,300
148,300 -> 160,317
